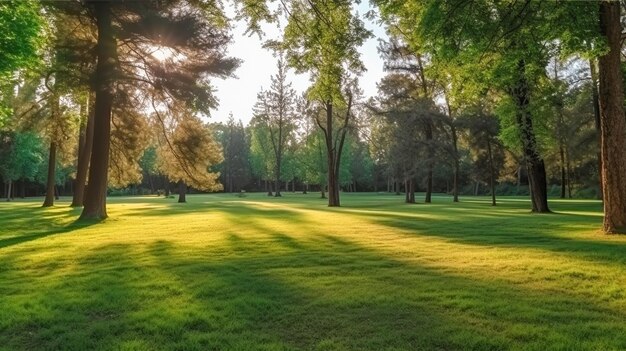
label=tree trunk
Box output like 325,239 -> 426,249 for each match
566,148 -> 573,199
560,144 -> 566,199
511,59 -> 550,213
267,180 -> 273,196
451,122 -> 460,203
43,141 -> 57,207
325,102 -> 340,206
164,180 -> 170,197
80,1 -> 116,220
406,178 -> 415,203
6,180 -> 12,202
71,93 -> 94,207
589,59 -> 603,201
178,180 -> 186,203
425,119 -> 433,203
598,1 -> 626,233
487,139 -> 496,206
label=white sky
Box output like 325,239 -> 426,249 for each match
210,2 -> 388,125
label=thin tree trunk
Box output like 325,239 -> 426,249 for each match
589,59 -> 603,201
6,180 -> 12,202
408,178 -> 415,203
177,180 -> 186,203
325,102 -> 340,206
598,1 -> 626,233
71,93 -> 94,207
80,1 -> 116,220
511,59 -> 550,213
566,148 -> 573,199
560,144 -> 566,199
487,139 -> 496,206
164,179 -> 170,197
43,141 -> 57,207
425,120 -> 433,203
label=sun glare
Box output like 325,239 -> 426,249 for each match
151,46 -> 175,61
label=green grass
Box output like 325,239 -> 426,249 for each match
1,193 -> 626,350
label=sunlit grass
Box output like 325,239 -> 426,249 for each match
1,193 -> 626,350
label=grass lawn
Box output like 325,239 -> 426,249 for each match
1,193 -> 626,350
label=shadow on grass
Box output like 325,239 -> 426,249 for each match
0,205 -> 98,250
1,196 -> 626,349
2,194 -> 625,349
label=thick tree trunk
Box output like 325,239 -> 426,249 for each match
511,59 -> 550,213
589,59 -> 603,201
80,1 -> 116,220
178,180 -> 186,203
487,139 -> 496,206
598,1 -> 626,233
267,180 -> 273,196
43,141 -> 57,207
71,94 -> 94,207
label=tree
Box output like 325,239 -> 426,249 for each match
0,1 -> 42,78
0,132 -> 44,200
459,110 -> 503,206
597,1 -> 626,233
73,0 -> 238,219
157,112 -> 223,203
276,0 -> 370,206
262,56 -> 296,197
249,115 -> 276,195
216,116 -> 251,193
375,1 -> 598,212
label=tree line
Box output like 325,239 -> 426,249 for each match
1,0 -> 625,234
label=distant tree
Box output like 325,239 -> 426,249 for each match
0,132 -> 44,200
249,114 -> 276,195
157,112 -> 223,203
217,116 -> 251,193
459,110 -> 503,206
262,56 -> 296,197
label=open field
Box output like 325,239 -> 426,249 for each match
1,193 -> 626,350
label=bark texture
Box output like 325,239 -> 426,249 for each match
80,1 -> 116,220
598,1 -> 626,233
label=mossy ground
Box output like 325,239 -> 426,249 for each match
1,193 -> 625,350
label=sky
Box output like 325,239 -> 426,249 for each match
210,3 -> 388,125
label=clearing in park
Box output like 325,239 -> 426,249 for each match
2,193 -> 626,350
